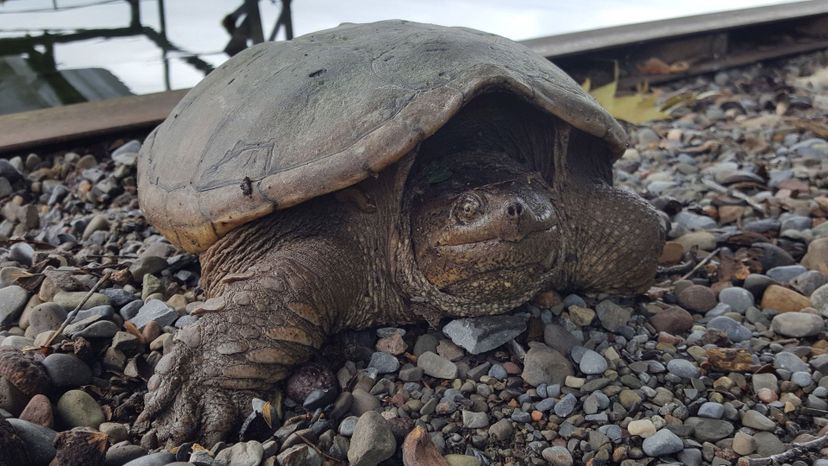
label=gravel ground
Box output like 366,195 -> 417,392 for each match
1,50 -> 828,466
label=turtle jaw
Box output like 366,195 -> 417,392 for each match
410,178 -> 563,303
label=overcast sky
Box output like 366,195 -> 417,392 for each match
0,0 -> 797,94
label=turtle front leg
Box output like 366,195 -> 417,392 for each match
135,239 -> 362,446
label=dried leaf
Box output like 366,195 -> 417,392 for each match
587,78 -> 672,124
403,425 -> 450,466
705,347 -> 754,372
637,57 -> 690,75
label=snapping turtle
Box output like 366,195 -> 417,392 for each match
135,20 -> 665,444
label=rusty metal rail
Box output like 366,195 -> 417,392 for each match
2,0 -> 828,154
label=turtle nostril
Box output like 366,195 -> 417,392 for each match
506,202 -> 524,218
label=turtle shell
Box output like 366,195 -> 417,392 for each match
138,20 -> 626,253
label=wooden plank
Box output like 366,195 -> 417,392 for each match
0,89 -> 187,154
521,0 -> 828,58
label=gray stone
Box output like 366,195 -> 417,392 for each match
667,359 -> 699,378
56,389 -> 104,428
105,442 -> 148,466
368,352 -> 399,374
543,322 -> 581,354
0,285 -> 28,325
276,444 -> 322,466
127,299 -> 178,329
72,320 -> 119,339
752,373 -> 778,392
417,351 -> 457,379
338,415 -> 358,436
791,270 -> 828,296
697,402 -> 724,419
741,410 -> 775,431
462,410 -> 489,428
771,312 -> 824,337
579,349 -> 607,375
642,428 -> 684,456
42,353 -> 92,387
791,371 -> 812,387
674,211 -> 716,231
753,432 -> 785,456
595,299 -> 631,332
766,265 -> 807,283
349,388 -> 380,416
522,344 -> 573,387
214,440 -> 264,466
541,446 -> 573,466
488,418 -> 513,441
707,316 -> 752,342
487,363 -> 507,380
347,411 -> 396,466
413,334 -> 438,356
554,393 -> 577,417
718,287 -> 754,313
0,376 -> 27,416
442,315 -> 527,354
25,303 -> 66,337
7,418 -> 57,466
774,352 -> 808,373
52,291 -> 110,311
677,448 -> 702,466
684,417 -> 734,442
122,451 -> 176,466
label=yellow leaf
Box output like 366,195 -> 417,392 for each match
588,79 -> 672,124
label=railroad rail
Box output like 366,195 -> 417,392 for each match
1,0 -> 827,154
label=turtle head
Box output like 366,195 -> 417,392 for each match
408,152 -> 561,302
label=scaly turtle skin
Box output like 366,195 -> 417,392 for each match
135,21 -> 665,445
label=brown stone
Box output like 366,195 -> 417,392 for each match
760,285 -> 810,313
141,320 -> 161,343
376,332 -> 407,355
534,290 -> 562,308
649,306 -> 694,334
718,205 -> 746,224
658,241 -> 684,265
802,237 -> 828,274
19,394 -> 53,428
677,285 -> 717,313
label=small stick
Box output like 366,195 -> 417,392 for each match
43,271 -> 111,348
739,433 -> 828,466
680,248 -> 721,281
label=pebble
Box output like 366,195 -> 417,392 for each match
579,349 -> 607,375
522,344 -> 573,387
696,402 -> 724,419
7,418 -> 57,466
214,440 -> 263,466
774,351 -> 809,373
595,299 -> 631,332
276,444 -> 322,466
677,285 -> 717,313
642,428 -> 684,456
760,285 -> 810,312
417,351 -> 457,379
127,299 -> 178,329
347,411 -> 396,466
488,418 -> 513,441
56,389 -> 104,428
649,306 -> 694,334
462,410 -> 489,428
52,291 -> 110,310
627,419 -> 656,437
684,417 -> 734,442
541,446 -> 573,466
707,316 -> 752,342
42,353 -> 92,387
666,359 -> 699,378
441,315 -> 527,354
368,352 -> 399,374
19,394 -> 53,427
0,285 -> 29,325
741,410 -> 776,431
717,287 -> 754,313
105,442 -> 148,466
771,311 -> 824,337
121,451 -> 175,466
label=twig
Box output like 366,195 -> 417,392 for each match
295,432 -> 344,463
739,433 -> 828,466
680,248 -> 721,281
42,271 -> 111,348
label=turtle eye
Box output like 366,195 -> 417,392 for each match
452,193 -> 482,224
